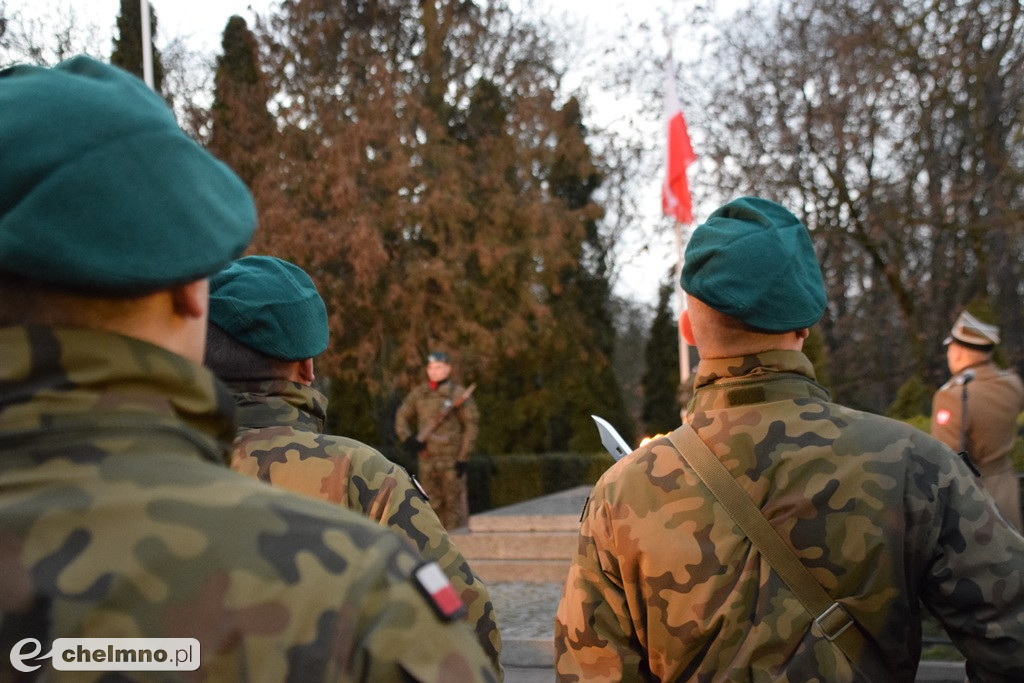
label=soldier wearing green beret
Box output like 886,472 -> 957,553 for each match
0,57 -> 497,681
931,310 -> 1024,531
204,255 -> 503,675
395,352 -> 480,530
555,196 -> 1024,680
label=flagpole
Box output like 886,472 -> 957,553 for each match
663,38 -> 693,386
140,0 -> 154,89
673,218 -> 689,384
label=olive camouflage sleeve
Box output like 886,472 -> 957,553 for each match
554,488 -> 645,681
458,395 -> 480,461
395,390 -> 418,442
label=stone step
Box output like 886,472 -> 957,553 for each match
453,529 -> 578,560
470,558 -> 571,584
501,638 -> 554,669
469,485 -> 590,533
471,514 -> 580,533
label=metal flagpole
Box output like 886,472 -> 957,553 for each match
673,218 -> 689,383
140,0 -> 154,89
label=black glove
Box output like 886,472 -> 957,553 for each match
454,461 -> 468,477
403,436 -> 424,455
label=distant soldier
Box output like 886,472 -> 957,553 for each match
555,197 -> 1024,681
931,310 -> 1024,531
0,57 -> 497,681
395,352 -> 479,530
205,255 -> 503,674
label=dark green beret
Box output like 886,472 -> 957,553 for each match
208,256 -> 328,361
681,196 -> 826,332
0,56 -> 255,293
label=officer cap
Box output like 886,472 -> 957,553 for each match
208,256 -> 329,361
0,56 -> 256,293
944,311 -> 999,349
681,196 -> 826,332
427,351 -> 451,364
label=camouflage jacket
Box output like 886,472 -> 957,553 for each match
227,379 -> 502,673
395,380 -> 479,461
555,351 -> 1024,682
0,326 -> 498,682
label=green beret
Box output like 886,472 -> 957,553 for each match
0,56 -> 255,293
681,197 -> 826,332
208,256 -> 328,361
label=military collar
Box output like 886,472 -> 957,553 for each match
225,379 -> 328,433
429,377 -> 451,392
0,326 -> 236,464
690,350 -> 830,412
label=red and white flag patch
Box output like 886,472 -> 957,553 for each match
935,409 -> 951,426
413,562 -> 466,621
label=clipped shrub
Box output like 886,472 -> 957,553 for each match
888,375 -> 933,420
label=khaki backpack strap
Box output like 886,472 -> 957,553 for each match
667,424 -> 872,671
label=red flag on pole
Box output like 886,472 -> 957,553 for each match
662,58 -> 696,225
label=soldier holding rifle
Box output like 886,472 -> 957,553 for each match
396,352 -> 479,530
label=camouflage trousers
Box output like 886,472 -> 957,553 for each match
418,453 -> 468,530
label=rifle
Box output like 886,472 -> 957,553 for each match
410,383 -> 477,448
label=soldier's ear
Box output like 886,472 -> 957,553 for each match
679,309 -> 696,346
290,358 -> 315,385
170,279 -> 207,320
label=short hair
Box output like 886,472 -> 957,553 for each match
205,323 -> 293,381
0,272 -> 144,328
687,295 -> 797,358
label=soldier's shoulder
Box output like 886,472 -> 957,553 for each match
317,433 -> 399,471
406,382 -> 432,398
835,403 -> 945,441
212,458 -> 406,533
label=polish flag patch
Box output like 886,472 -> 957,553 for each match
935,409 -> 951,426
413,562 -> 466,621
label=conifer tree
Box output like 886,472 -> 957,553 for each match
208,15 -> 273,188
641,278 -> 682,435
247,0 -> 629,454
110,0 -> 164,94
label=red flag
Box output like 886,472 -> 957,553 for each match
662,61 -> 697,224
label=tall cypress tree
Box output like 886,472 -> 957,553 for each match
208,16 -> 273,188
110,0 -> 164,94
642,278 -> 682,435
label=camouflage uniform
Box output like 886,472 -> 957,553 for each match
0,327 -> 498,681
395,380 -> 479,530
931,361 -> 1024,531
555,351 -> 1024,682
227,378 -> 503,674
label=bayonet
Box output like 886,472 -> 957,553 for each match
591,414 -> 632,461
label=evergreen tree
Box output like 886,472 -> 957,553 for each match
110,0 -> 164,94
208,15 -> 273,188
641,278 -> 681,435
249,1 -> 625,454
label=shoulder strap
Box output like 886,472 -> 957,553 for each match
667,423 -> 876,673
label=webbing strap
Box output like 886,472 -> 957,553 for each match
667,424 -> 875,670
